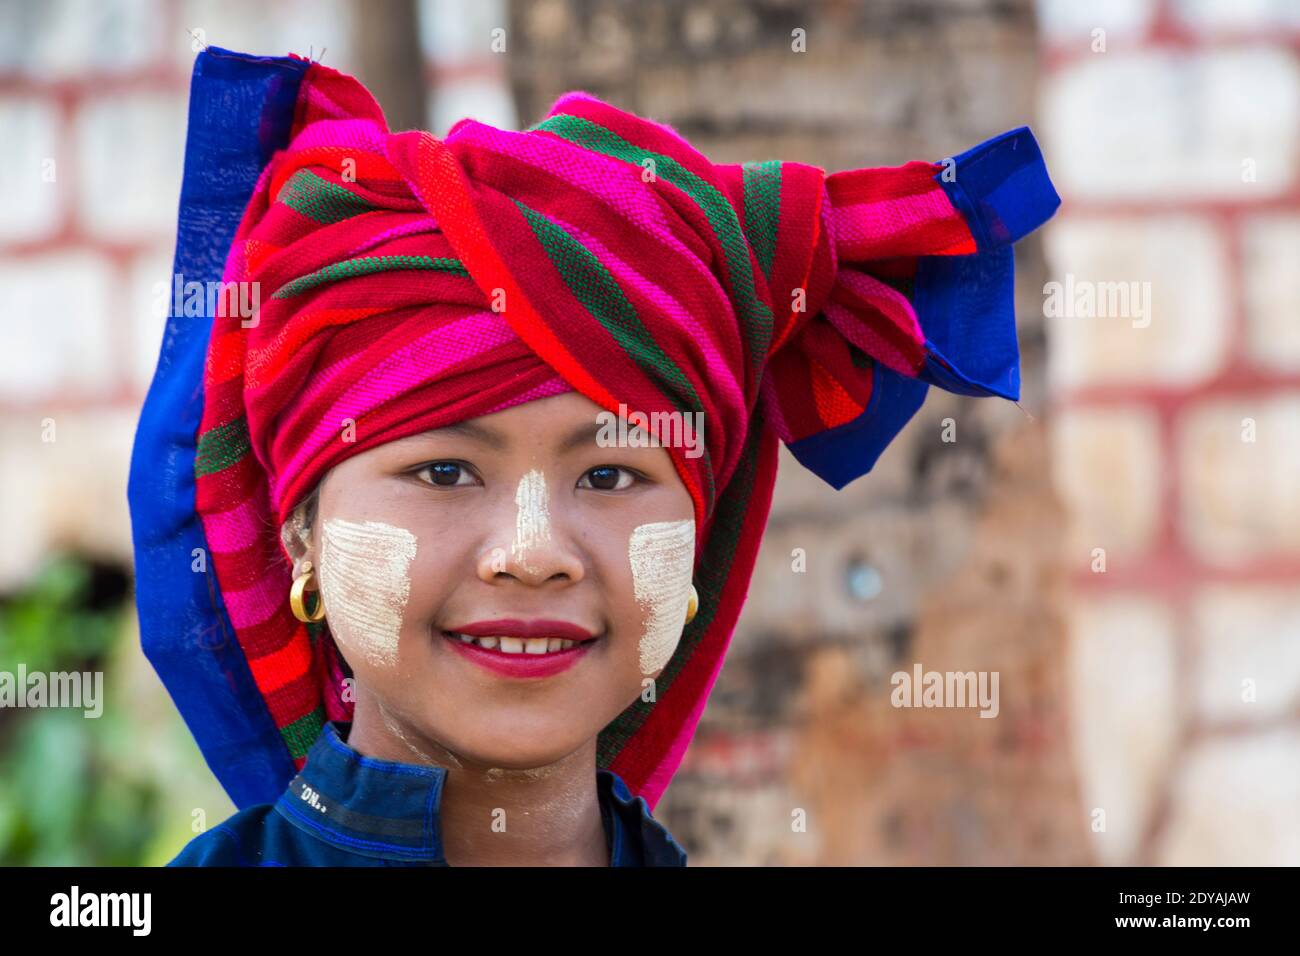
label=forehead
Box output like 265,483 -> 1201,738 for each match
474,390 -> 605,428
432,391 -> 609,448
336,390 -> 629,462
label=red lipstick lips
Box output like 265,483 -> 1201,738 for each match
440,619 -> 601,679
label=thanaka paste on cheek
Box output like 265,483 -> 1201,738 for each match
318,518 -> 418,670
511,468 -> 551,573
628,518 -> 696,675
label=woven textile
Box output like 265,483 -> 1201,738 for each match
131,47 -> 1060,811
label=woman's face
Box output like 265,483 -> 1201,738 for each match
293,390 -> 697,771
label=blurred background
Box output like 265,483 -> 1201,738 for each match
0,0 -> 1296,866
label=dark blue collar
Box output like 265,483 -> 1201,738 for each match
273,720 -> 686,866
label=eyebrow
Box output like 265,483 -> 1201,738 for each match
427,419 -> 606,453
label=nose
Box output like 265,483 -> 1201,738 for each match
475,471 -> 586,588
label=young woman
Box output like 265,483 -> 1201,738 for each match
129,46 -> 1059,866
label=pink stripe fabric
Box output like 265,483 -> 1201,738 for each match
222,572 -> 288,630
826,188 -> 961,253
484,374 -> 572,414
544,210 -> 748,425
203,498 -> 267,553
273,310 -> 515,500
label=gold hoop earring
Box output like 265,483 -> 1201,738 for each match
684,584 -> 699,626
290,561 -> 326,623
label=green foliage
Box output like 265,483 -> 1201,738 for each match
0,555 -> 161,866
0,556 -> 118,672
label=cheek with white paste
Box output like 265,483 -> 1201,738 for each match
510,468 -> 551,574
628,518 -> 696,675
318,518 -> 418,670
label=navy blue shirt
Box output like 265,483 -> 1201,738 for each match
168,720 -> 687,866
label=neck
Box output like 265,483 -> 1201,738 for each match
345,693 -> 609,866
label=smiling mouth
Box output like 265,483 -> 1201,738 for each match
440,630 -> 599,655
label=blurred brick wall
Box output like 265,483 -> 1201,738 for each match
507,0 -> 1089,865
0,0 -> 505,592
1039,0 -> 1300,865
0,0 -> 340,589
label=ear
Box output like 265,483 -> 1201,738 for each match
280,504 -> 315,575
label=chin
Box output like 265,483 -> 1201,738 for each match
433,722 -> 592,772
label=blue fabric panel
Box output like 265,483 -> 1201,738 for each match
786,126 -> 1059,489
128,48 -> 309,810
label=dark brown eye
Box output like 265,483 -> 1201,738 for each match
579,465 -> 636,491
415,461 -> 477,487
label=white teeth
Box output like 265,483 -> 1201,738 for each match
447,632 -> 579,654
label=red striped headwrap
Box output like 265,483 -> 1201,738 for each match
194,56 -> 1058,808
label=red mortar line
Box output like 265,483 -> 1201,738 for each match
423,57 -> 507,86
0,1 -> 193,96
1041,32 -> 1300,72
0,243 -> 159,403
1130,599 -> 1300,866
1057,366 -> 1300,408
0,64 -> 189,99
1,78 -> 163,398
0,68 -> 180,259
1055,199 -> 1291,403
1046,199 -> 1295,442
0,386 -> 145,417
1039,0 -> 1300,72
103,243 -> 145,399
0,234 -> 161,260
1051,199 -> 1296,861
1059,214 -> 1300,592
1069,554 -> 1300,593
1055,207 -> 1291,412
1056,192 -> 1300,218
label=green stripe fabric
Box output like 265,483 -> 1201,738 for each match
527,113 -> 774,386
513,197 -> 716,506
282,706 -> 326,761
278,168 -> 378,225
195,417 -> 251,477
273,254 -> 469,299
742,160 -> 782,280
